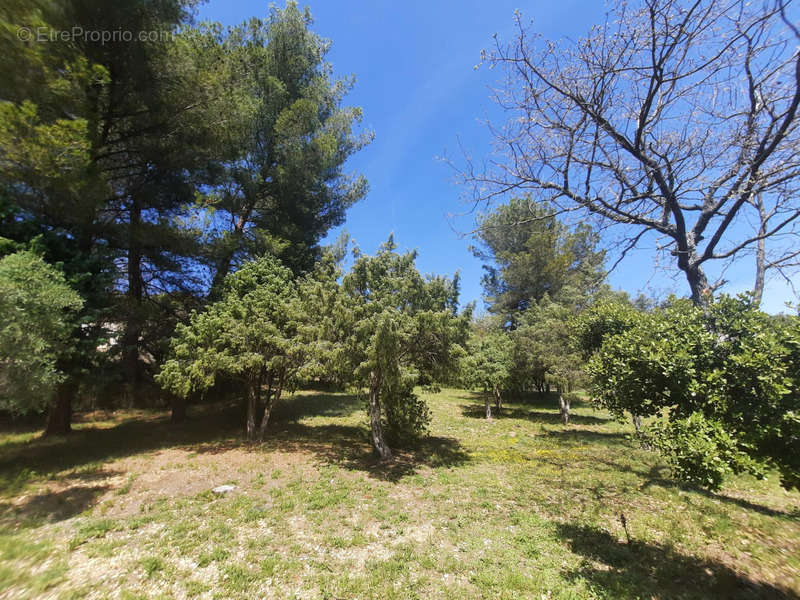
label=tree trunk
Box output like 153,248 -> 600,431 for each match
493,386 -> 502,414
559,393 -> 570,425
258,395 -> 274,441
368,371 -> 392,461
170,394 -> 187,425
246,382 -> 257,442
681,259 -> 712,308
485,392 -> 492,419
258,370 -> 279,441
209,212 -> 250,298
122,196 -> 143,393
44,378 -> 76,437
632,413 -> 642,434
753,195 -> 767,307
210,250 -> 235,300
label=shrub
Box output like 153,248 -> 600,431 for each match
588,295 -> 800,490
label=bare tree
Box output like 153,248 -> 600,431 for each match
460,0 -> 800,306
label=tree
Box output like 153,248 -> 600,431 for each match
2,0 -> 369,411
0,251 -> 82,421
0,1 -> 119,432
464,0 -> 800,306
70,0 -> 228,390
204,2 -> 371,289
572,298 -> 646,430
589,295 -> 800,490
461,321 -> 513,419
512,297 -> 584,424
472,197 -> 605,323
156,256 -> 310,441
334,238 -> 469,460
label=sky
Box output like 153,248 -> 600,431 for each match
197,0 -> 797,314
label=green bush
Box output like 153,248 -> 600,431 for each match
644,413 -> 763,490
572,300 -> 641,359
381,375 -> 431,446
0,251 -> 82,413
588,295 -> 800,490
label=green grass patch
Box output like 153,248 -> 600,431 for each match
0,389 -> 797,599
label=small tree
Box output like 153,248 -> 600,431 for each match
572,298 -> 644,430
589,296 -> 800,490
471,197 -> 605,324
462,324 -> 513,419
0,250 -> 82,418
157,255 -> 309,441
335,238 -> 469,460
512,297 -> 584,424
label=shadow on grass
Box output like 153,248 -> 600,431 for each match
251,420 -> 470,482
0,392 -> 360,492
542,428 -> 630,445
459,403 -> 610,426
0,390 -> 467,499
176,392 -> 470,481
345,435 -> 471,483
641,465 -> 799,520
0,483 -> 113,522
558,522 -> 799,599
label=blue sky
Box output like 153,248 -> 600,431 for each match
198,0 -> 797,314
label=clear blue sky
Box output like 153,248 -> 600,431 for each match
198,0 -> 796,314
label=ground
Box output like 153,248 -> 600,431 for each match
0,389 -> 798,600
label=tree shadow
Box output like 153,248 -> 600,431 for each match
0,388 -> 467,495
0,403 -> 241,492
557,522 -> 799,599
641,465 -> 799,520
459,404 -> 610,426
0,391 -> 363,493
257,421 -> 470,483
348,435 -> 471,483
542,428 -> 630,445
0,483 -> 112,523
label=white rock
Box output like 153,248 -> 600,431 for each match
212,485 -> 236,494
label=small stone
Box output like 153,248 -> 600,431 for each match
212,485 -> 236,494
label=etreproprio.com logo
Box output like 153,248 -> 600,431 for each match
17,26 -> 175,44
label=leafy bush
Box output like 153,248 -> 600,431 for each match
381,375 -> 431,446
571,300 -> 641,359
588,295 -> 800,490
0,251 -> 82,413
644,413 -> 763,490
157,255 -> 311,441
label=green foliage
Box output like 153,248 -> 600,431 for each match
335,237 -> 470,451
0,251 -> 82,412
156,255 -> 312,438
644,413 -> 762,490
202,2 -> 371,283
471,197 -> 605,322
381,370 -> 432,446
158,254 -> 301,394
572,299 -> 641,359
1,0 -> 370,410
461,323 -> 513,395
510,297 -> 584,394
589,295 -> 800,490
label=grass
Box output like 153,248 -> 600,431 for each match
0,388 -> 798,599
